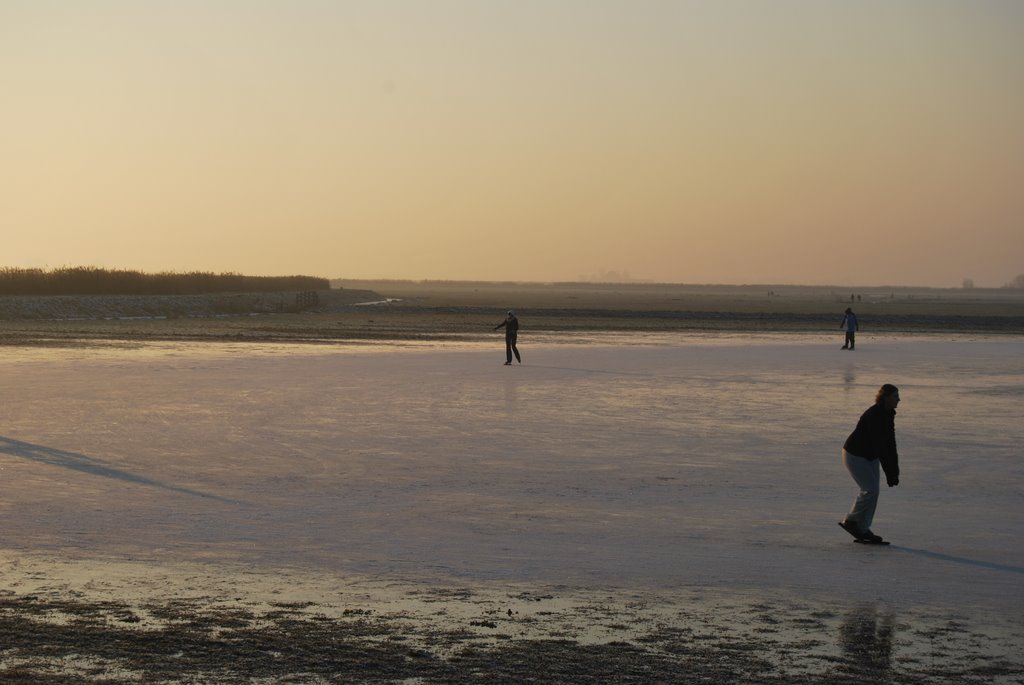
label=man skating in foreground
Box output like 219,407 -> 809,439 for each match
839,384 -> 900,544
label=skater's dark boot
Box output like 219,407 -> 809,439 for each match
838,520 -> 867,540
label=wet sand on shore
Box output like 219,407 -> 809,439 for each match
4,552 -> 1022,684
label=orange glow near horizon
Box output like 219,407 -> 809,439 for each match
2,2 -> 1022,287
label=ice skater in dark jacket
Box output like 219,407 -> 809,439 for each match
494,310 -> 521,365
839,384 -> 900,544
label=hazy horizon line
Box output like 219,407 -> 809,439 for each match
331,277 -> 1024,293
4,265 -> 1019,293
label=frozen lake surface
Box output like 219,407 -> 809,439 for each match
2,333 -> 1022,622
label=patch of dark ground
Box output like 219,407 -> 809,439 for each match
1,593 -> 1020,684
3,299 -> 1024,349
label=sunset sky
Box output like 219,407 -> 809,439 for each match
2,1 -> 1022,287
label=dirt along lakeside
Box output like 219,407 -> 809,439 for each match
4,552 -> 1022,684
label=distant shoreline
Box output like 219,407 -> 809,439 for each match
335,277 -> 1023,292
0,288 -> 381,321
2,281 -> 1023,346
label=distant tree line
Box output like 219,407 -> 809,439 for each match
0,267 -> 329,296
1007,273 -> 1024,289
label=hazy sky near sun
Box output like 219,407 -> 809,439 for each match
2,1 -> 1022,286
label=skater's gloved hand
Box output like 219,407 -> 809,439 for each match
887,477 -> 899,487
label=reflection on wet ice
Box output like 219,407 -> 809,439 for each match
837,604 -> 895,680
843,365 -> 856,391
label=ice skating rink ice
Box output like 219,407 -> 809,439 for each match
2,334 -> 1022,623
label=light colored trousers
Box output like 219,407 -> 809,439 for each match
843,449 -> 880,531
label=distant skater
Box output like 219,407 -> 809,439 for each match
494,310 -> 521,365
840,307 -> 859,350
838,384 -> 901,544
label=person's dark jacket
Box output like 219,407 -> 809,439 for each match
844,404 -> 899,483
495,316 -> 519,338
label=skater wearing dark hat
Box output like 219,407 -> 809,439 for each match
494,310 -> 521,365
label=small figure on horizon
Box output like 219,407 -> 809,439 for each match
494,310 -> 521,365
840,307 -> 859,350
838,384 -> 901,545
